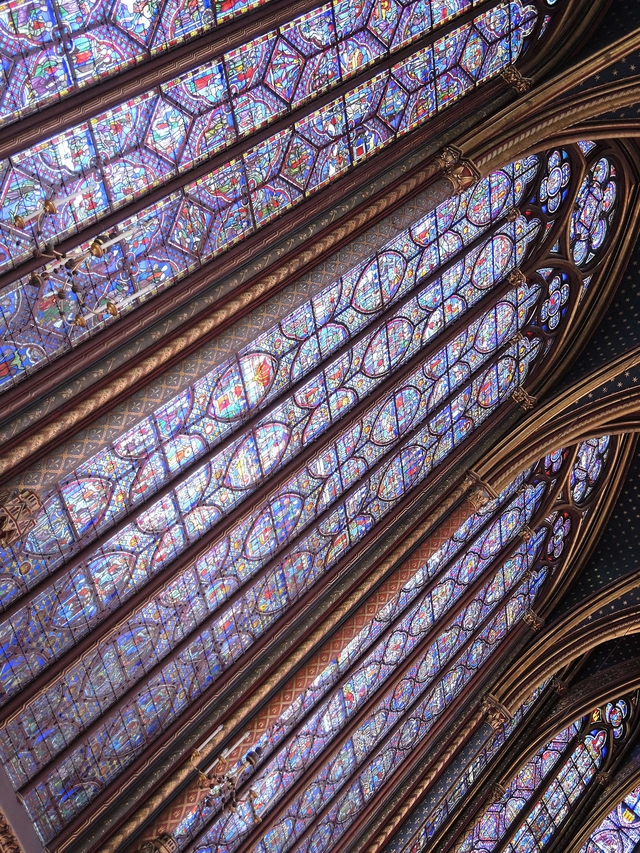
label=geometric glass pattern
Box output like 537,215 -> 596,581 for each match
0,0 -> 542,389
0,0 -> 490,128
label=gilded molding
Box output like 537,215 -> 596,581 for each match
475,346 -> 640,492
0,810 -> 23,853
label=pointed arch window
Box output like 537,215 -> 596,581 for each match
454,695 -> 636,853
0,142 -> 623,844
0,0 -> 555,389
153,436 -> 615,853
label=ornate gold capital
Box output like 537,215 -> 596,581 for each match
0,808 -> 24,853
434,145 -> 463,170
551,676 -> 568,696
468,488 -> 491,512
523,608 -> 544,632
443,163 -> 477,193
508,269 -> 527,286
511,387 -> 536,410
482,695 -> 512,730
138,834 -> 178,853
501,64 -> 533,94
0,489 -> 41,547
519,525 -> 535,543
594,772 -> 611,786
505,208 -> 521,223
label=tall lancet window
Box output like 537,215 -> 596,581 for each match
163,435 -> 616,853
0,0 -> 557,389
0,138 -> 624,846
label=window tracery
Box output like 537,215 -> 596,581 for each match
454,694 -> 635,853
0,0 -> 547,390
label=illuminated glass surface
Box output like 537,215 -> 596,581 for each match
580,784 -> 640,853
0,0 -> 473,267
0,0 -> 540,389
0,157 -> 540,601
198,525 -> 556,852
571,437 -> 610,504
404,683 -> 551,853
571,155 -> 617,267
0,0 -> 483,128
455,693 -> 629,853
0,143 -> 608,845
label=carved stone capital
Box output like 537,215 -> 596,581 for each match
467,470 -> 499,502
501,64 -> 533,94
0,809 -> 24,853
489,782 -> 507,801
511,387 -> 536,410
0,489 -> 41,547
518,525 -> 535,543
482,695 -> 512,730
551,676 -> 568,696
508,269 -> 527,286
443,163 -> 477,193
139,834 -> 178,853
523,608 -> 544,632
434,145 -> 463,170
468,489 -> 491,512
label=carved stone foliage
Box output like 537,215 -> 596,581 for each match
0,810 -> 23,853
501,64 -> 534,93
0,489 -> 41,547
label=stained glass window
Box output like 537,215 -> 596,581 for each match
571,155 -> 617,267
183,444 -> 607,853
386,682 -> 551,853
580,783 -> 640,853
0,141 -> 616,845
455,694 -> 633,853
0,156 -> 540,592
0,0 -> 543,389
0,0 -> 495,129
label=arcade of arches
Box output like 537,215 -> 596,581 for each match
2,1 -> 640,852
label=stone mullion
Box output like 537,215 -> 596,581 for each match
421,684 -> 563,853
489,725 -> 591,853
549,709 -> 640,853
300,496 -> 558,853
